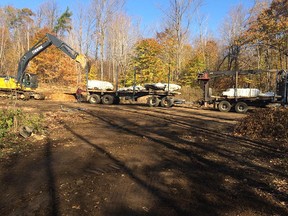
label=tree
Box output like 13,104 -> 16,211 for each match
28,28 -> 78,85
91,0 -> 125,80
0,6 -> 35,76
106,12 -> 141,86
162,0 -> 202,80
219,4 -> 247,70
128,38 -> 166,85
36,0 -> 58,30
181,38 -> 219,86
156,28 -> 177,76
54,7 -> 73,36
245,0 -> 288,69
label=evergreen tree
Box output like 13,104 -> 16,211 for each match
54,7 -> 72,36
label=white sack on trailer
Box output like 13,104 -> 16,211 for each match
144,83 -> 181,91
222,88 -> 260,97
118,85 -> 145,91
87,80 -> 114,91
163,83 -> 181,91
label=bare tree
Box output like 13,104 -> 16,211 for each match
219,4 -> 247,70
0,8 -> 8,74
107,13 -> 140,84
195,11 -> 208,67
162,0 -> 202,80
91,0 -> 125,80
36,0 -> 58,30
70,2 -> 95,85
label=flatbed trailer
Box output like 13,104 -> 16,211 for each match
86,88 -> 180,107
198,70 -> 287,113
208,95 -> 279,113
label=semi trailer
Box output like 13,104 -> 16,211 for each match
85,83 -> 181,108
198,70 -> 288,113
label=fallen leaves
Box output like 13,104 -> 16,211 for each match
234,108 -> 288,144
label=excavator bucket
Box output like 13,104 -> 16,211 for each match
75,54 -> 88,69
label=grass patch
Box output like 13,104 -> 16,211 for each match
0,108 -> 45,159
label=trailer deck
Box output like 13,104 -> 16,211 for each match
86,88 -> 181,107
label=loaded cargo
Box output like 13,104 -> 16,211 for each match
78,81 -> 183,108
198,70 -> 288,113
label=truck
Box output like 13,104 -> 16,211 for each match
197,69 -> 288,113
0,33 -> 88,100
85,82 -> 181,108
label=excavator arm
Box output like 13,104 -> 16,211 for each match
17,33 -> 88,84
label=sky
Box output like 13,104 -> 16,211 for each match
0,0 -> 254,37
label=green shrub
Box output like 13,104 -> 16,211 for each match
0,109 -> 21,139
0,109 -> 44,141
0,108 -> 45,158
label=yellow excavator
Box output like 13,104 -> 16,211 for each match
0,33 -> 88,99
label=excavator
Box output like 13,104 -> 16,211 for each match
0,33 -> 88,100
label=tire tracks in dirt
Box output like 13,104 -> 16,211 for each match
81,105 -> 288,211
106,105 -> 283,153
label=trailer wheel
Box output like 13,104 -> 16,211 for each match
235,102 -> 248,113
114,96 -> 120,104
89,94 -> 101,104
218,100 -> 231,112
102,94 -> 114,105
147,97 -> 160,107
160,97 -> 174,107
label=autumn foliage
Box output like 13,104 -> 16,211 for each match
0,0 -> 287,90
28,29 -> 78,85
235,108 -> 288,142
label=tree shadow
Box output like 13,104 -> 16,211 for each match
1,103 -> 286,216
0,138 -> 59,216
75,107 -> 287,215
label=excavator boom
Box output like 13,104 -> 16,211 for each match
17,33 -> 88,84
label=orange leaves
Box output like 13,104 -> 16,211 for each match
246,0 -> 288,50
27,28 -> 78,85
234,108 -> 288,141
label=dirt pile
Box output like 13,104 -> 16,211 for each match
234,108 -> 288,143
45,92 -> 76,102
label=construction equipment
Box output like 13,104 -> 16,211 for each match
0,33 -> 88,100
198,69 -> 288,113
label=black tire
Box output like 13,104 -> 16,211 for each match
102,94 -> 114,105
235,102 -> 248,113
89,94 -> 101,104
218,100 -> 232,112
114,96 -> 120,104
147,97 -> 160,107
160,97 -> 174,107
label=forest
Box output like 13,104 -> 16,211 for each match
0,0 -> 287,90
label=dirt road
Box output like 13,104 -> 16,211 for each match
0,100 -> 287,216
